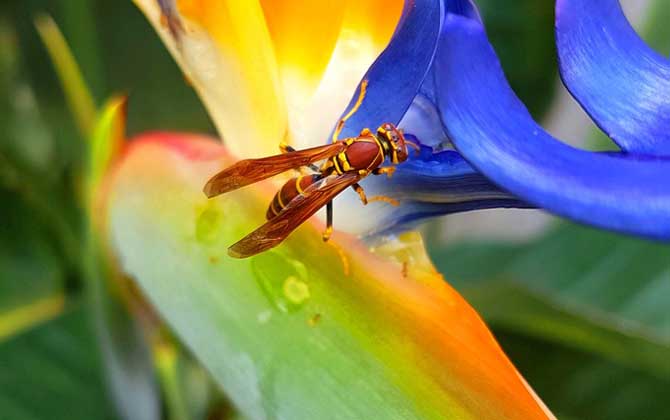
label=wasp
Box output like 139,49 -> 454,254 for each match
203,81 -> 418,258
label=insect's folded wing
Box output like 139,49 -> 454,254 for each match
228,172 -> 362,258
203,142 -> 347,197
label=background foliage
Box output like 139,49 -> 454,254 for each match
0,0 -> 668,419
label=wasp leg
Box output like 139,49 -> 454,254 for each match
322,201 -> 350,276
332,79 -> 369,142
352,183 -> 399,207
352,183 -> 368,205
323,201 -> 334,242
280,142 -> 319,172
373,166 -> 396,178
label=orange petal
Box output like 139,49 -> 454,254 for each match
260,0 -> 347,105
133,0 -> 287,158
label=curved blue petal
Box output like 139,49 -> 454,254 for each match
366,199 -> 530,237
369,148 -> 520,202
361,147 -> 530,236
398,95 -> 450,148
435,14 -> 670,240
556,0 -> 670,155
332,0 -> 480,139
334,0 -> 528,235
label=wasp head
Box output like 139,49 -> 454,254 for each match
377,123 -> 409,164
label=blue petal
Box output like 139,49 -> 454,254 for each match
336,0 -> 528,235
398,94 -> 449,148
366,199 -> 529,237
435,14 -> 670,240
556,0 -> 670,155
362,147 -> 530,236
332,0 -> 480,139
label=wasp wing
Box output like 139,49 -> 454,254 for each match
228,172 -> 361,258
203,141 -> 346,197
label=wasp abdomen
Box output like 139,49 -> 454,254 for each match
266,174 -> 322,220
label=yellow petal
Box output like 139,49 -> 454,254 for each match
281,0 -> 404,149
260,0 -> 346,107
133,0 -> 287,158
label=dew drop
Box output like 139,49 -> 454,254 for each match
283,276 -> 310,305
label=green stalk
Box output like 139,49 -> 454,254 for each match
34,14 -> 97,138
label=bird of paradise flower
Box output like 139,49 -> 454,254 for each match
99,0 -> 670,419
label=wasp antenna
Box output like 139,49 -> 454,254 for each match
406,140 -> 421,154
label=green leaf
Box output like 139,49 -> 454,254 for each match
0,19 -> 56,175
0,307 -> 117,420
497,330 -> 670,420
84,96 -> 160,420
477,0 -> 558,118
0,18 -> 75,344
431,223 -> 670,378
34,14 -> 97,138
642,0 -> 670,57
86,95 -> 125,212
0,190 -> 68,341
0,18 -> 82,273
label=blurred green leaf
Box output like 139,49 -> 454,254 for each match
0,17 -> 82,269
0,189 -> 68,341
86,95 -> 125,210
497,330 -> 670,420
477,0 -> 558,118
35,13 -> 97,137
643,0 -> 670,57
0,19 -> 55,174
0,307 -> 117,420
0,18 -> 80,345
431,223 -> 670,378
57,0 -> 106,101
84,97 -> 160,420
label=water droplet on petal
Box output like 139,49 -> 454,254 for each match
251,252 -> 310,313
283,276 -> 310,305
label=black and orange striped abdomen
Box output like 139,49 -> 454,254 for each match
266,174 -> 322,219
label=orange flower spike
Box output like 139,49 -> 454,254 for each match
106,133 -> 555,420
